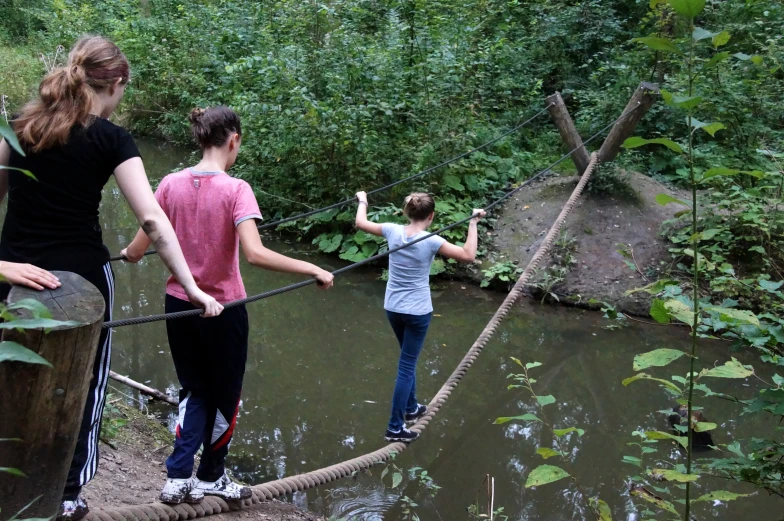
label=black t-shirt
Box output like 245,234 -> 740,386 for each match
0,117 -> 140,274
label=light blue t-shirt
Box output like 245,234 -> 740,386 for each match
382,223 -> 447,316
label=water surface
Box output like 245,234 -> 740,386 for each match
94,139 -> 780,520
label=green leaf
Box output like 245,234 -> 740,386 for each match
671,95 -> 703,110
622,373 -> 682,393
623,137 -> 684,154
0,118 -> 24,156
650,299 -> 671,324
699,358 -> 754,379
700,229 -> 721,240
535,448 -> 562,459
0,467 -> 26,477
733,52 -> 751,61
704,307 -> 759,326
0,342 -> 51,366
380,467 -> 389,481
759,280 -> 784,292
524,465 -> 570,488
443,175 -> 465,192
704,51 -> 731,69
668,0 -> 706,18
590,499 -> 612,521
493,413 -> 541,424
0,317 -> 82,331
526,362 -> 543,370
664,300 -> 695,326
626,279 -> 679,296
633,349 -> 687,371
0,166 -> 36,180
701,122 -> 725,137
650,469 -> 699,482
553,427 -> 585,437
694,422 -> 716,432
655,194 -> 690,208
712,31 -> 731,48
632,36 -> 680,53
692,27 -> 717,41
701,168 -> 764,180
693,491 -> 752,503
536,395 -> 556,407
630,486 -> 679,515
645,430 -> 688,448
750,55 -> 763,65
391,472 -> 403,488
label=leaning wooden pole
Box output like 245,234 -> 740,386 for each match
0,272 -> 105,519
598,82 -> 660,163
546,92 -> 591,175
109,371 -> 178,406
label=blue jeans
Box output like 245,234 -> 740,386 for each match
386,310 -> 432,432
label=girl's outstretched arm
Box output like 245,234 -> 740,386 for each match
115,157 -> 224,317
237,220 -> 334,289
354,191 -> 384,236
437,209 -> 486,263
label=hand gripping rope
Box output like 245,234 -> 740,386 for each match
107,104 -> 552,263
102,103 -> 640,330
86,152 -> 601,521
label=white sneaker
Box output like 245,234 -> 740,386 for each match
195,473 -> 252,500
56,497 -> 89,521
160,477 -> 204,504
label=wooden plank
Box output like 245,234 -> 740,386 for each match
0,272 -> 105,518
546,92 -> 591,175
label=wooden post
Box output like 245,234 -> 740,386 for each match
598,82 -> 660,164
0,272 -> 105,519
546,92 -> 592,175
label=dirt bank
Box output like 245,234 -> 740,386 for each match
483,169 -> 688,316
83,403 -> 322,521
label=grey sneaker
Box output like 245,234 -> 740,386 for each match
56,497 -> 89,521
160,477 -> 205,504
195,473 -> 252,500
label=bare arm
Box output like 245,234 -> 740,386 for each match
0,139 -> 10,203
121,227 -> 153,262
114,157 -> 223,316
437,209 -> 486,263
237,220 -> 334,288
354,191 -> 384,236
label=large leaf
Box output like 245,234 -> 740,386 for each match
692,27 -> 717,41
622,373 -> 682,393
650,298 -> 671,324
646,430 -> 688,448
0,342 -> 51,366
668,0 -> 706,18
699,358 -> 754,379
493,413 -> 541,424
535,448 -> 562,459
712,31 -> 731,48
633,348 -> 687,371
623,137 -> 684,154
664,300 -> 695,325
692,491 -> 752,503
630,485 -> 679,515
655,193 -> 690,208
650,469 -> 699,482
391,472 -> 403,488
702,168 -> 764,181
0,318 -> 81,330
633,36 -> 680,53
0,467 -> 26,477
536,395 -> 556,407
525,465 -> 570,488
552,427 -> 585,437
443,175 -> 464,192
591,499 -> 612,521
8,299 -> 53,319
0,118 -> 24,156
704,306 -> 759,326
694,422 -> 717,432
704,51 -> 731,69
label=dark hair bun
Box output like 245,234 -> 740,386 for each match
189,107 -> 207,124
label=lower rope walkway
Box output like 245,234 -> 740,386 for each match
85,153 -> 600,521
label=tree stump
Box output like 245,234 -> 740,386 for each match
0,272 -> 105,518
546,92 -> 591,175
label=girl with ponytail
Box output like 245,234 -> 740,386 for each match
0,36 -> 222,521
355,191 -> 485,442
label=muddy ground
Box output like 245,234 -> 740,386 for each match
83,404 -> 322,521
481,169 -> 689,316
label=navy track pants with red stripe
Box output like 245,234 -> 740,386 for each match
164,294 -> 248,481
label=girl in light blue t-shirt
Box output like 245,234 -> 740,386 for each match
355,191 -> 485,442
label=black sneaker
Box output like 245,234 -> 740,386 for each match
385,427 -> 420,443
405,404 -> 428,424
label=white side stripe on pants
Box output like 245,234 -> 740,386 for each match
78,263 -> 114,485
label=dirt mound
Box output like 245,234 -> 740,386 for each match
486,169 -> 687,315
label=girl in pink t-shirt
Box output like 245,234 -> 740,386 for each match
122,106 -> 333,504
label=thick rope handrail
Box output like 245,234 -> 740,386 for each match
86,153 -> 600,521
102,104 -> 639,330
107,105 -> 552,263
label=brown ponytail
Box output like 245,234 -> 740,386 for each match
403,192 -> 435,221
13,36 -> 130,153
188,106 -> 242,150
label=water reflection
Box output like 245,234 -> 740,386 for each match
95,139 -> 780,521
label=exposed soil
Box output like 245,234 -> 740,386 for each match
83,404 -> 322,521
482,169 -> 690,315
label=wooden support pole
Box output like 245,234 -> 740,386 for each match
546,92 -> 591,175
0,272 -> 104,519
109,371 -> 178,406
598,82 -> 660,164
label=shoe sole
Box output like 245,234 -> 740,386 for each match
385,434 -> 419,443
160,494 -> 204,504
199,490 -> 252,501
404,414 -> 425,425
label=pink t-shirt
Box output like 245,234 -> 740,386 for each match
154,169 -> 263,304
